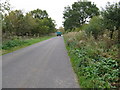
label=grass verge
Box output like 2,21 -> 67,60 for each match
1,36 -> 54,55
63,32 -> 119,88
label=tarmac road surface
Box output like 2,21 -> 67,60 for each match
2,37 -> 79,88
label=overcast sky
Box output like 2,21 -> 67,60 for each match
7,0 -> 119,28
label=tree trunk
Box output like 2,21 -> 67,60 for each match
118,27 -> 120,65
110,30 -> 114,39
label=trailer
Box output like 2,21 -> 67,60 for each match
56,32 -> 62,36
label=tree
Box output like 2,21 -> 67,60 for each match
63,0 -> 99,30
2,8 -> 56,37
58,26 -> 65,34
102,2 -> 120,59
3,10 -> 24,36
0,0 -> 11,13
29,9 -> 56,36
22,13 -> 37,36
102,2 -> 120,39
34,17 -> 56,35
46,18 -> 56,33
30,9 -> 48,19
0,0 -> 11,39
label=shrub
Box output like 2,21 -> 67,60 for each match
83,16 -> 105,39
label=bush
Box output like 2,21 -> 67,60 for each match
83,16 -> 105,39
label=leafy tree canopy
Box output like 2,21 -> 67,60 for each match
63,0 -> 99,30
101,2 -> 120,39
30,9 -> 48,19
0,0 -> 11,13
3,9 -> 56,37
102,2 -> 120,30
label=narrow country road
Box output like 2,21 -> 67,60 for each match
2,37 -> 79,88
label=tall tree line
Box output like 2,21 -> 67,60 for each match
2,9 -> 56,37
1,1 -> 56,38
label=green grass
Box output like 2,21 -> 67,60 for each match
1,36 -> 54,55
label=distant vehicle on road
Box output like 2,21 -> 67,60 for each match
56,32 -> 62,36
